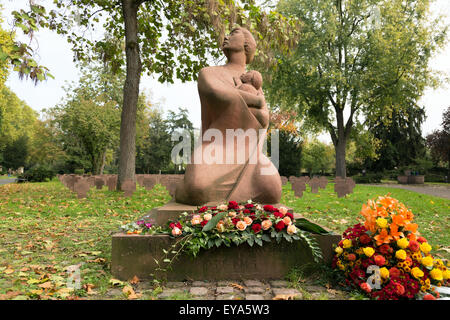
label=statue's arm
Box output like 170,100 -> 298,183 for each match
236,90 -> 265,109
198,67 -> 237,106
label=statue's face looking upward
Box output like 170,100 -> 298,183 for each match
222,28 -> 246,55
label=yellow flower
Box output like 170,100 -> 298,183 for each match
363,247 -> 375,257
397,237 -> 409,249
411,267 -> 424,279
421,256 -> 434,268
420,242 -> 432,254
443,270 -> 450,280
395,249 -> 407,260
376,218 -> 388,229
430,268 -> 443,281
379,267 -> 390,279
342,239 -> 352,249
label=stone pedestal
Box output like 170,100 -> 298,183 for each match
111,232 -> 341,281
111,201 -> 340,281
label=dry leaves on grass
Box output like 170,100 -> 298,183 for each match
122,285 -> 141,300
230,283 -> 244,291
272,294 -> 299,300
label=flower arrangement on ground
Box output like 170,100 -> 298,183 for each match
332,195 -> 449,300
121,200 -> 329,269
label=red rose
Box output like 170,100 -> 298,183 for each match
245,203 -> 254,209
169,222 -> 175,229
417,237 -> 427,244
231,218 -> 240,225
360,282 -> 372,293
359,234 -> 371,245
200,220 -> 208,227
394,283 -> 405,296
374,255 -> 386,266
408,240 -> 420,252
274,211 -> 284,218
176,222 -> 182,229
263,205 -> 275,212
251,223 -> 262,234
423,294 -> 436,300
379,244 -> 392,255
228,201 -> 239,209
198,206 -> 208,213
275,220 -> 286,231
389,267 -> 401,278
243,209 -> 251,214
285,212 -> 294,220
347,253 -> 356,261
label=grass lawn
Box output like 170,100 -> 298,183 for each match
0,179 -> 448,300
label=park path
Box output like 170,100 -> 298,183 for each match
364,183 -> 450,200
0,178 -> 17,186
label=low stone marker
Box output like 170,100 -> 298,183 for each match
280,176 -> 288,185
95,177 -> 105,190
143,176 -> 157,191
291,180 -> 306,198
334,177 -> 355,198
74,179 -> 90,199
308,177 -> 320,193
318,176 -> 328,189
107,176 -> 117,191
121,180 -> 136,197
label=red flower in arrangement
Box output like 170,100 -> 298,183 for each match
198,206 -> 208,213
231,218 -> 240,226
374,255 -> 386,266
200,220 -> 208,227
243,209 -> 252,214
394,283 -> 405,296
423,294 -> 437,300
228,201 -> 239,210
347,253 -> 356,261
169,222 -> 182,229
378,244 -> 393,255
408,240 -> 420,252
263,205 -> 275,212
244,203 -> 254,209
275,220 -> 286,231
417,236 -> 427,244
251,223 -> 262,234
389,267 -> 401,279
273,211 -> 284,218
285,212 -> 294,220
359,234 -> 371,245
360,282 -> 372,293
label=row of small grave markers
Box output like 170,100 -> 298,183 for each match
57,174 -> 183,199
58,174 -> 355,199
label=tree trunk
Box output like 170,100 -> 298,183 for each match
117,0 -> 141,190
334,108 -> 347,178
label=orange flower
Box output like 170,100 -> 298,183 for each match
404,223 -> 418,233
391,214 -> 406,227
407,233 -> 417,241
360,203 -> 376,219
389,223 -> 404,241
374,228 -> 393,246
375,206 -> 389,218
364,215 -> 377,233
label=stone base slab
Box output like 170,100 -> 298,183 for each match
111,232 -> 341,281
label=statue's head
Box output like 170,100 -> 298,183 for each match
222,27 -> 256,64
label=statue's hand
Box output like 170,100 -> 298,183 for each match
233,76 -> 242,87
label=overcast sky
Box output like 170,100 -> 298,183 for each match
2,0 -> 450,144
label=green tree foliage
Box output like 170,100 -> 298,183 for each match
302,139 -> 334,176
0,86 -> 37,169
265,0 -> 447,178
10,0 -> 299,188
46,65 -> 122,174
426,106 -> 450,171
269,109 -> 303,177
364,105 -> 427,172
136,108 -> 172,174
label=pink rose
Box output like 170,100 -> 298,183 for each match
261,220 -> 272,230
282,216 -> 292,226
287,224 -> 297,235
236,220 -> 247,231
243,216 -> 253,226
191,215 -> 203,225
203,213 -> 212,221
228,211 -> 237,218
171,227 -> 182,237
279,207 -> 288,216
